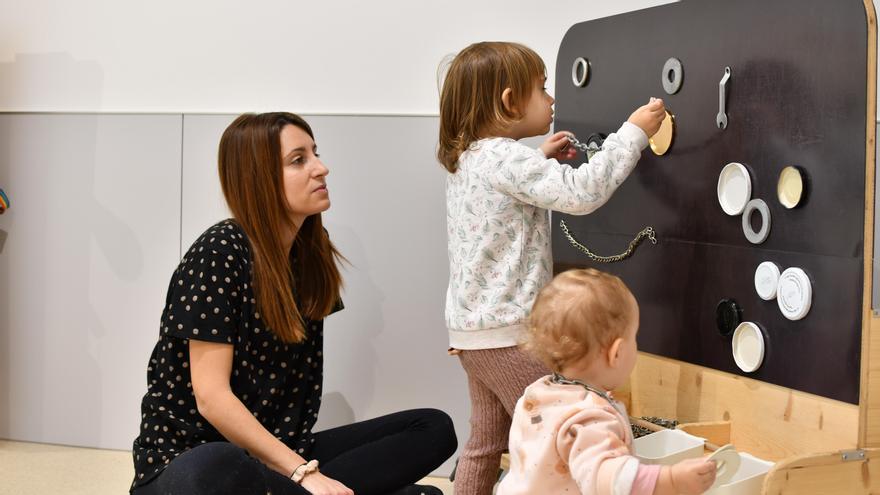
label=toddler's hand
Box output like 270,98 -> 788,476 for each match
627,97 -> 667,138
539,131 -> 578,161
670,457 -> 717,494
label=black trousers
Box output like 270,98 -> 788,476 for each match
132,408 -> 457,495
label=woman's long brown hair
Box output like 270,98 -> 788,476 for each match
218,112 -> 344,343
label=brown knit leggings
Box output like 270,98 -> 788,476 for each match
455,346 -> 549,495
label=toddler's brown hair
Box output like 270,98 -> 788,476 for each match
437,41 -> 546,173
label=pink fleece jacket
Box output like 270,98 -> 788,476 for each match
496,375 -> 660,495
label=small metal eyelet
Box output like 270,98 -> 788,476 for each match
572,57 -> 590,87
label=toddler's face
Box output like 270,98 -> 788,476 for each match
518,77 -> 555,137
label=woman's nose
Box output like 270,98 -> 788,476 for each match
314,158 -> 329,177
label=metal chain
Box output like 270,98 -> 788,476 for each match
550,373 -> 624,417
550,373 -> 613,402
559,219 -> 657,263
566,134 -> 602,159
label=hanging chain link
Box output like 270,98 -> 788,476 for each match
559,133 -> 655,262
559,219 -> 657,263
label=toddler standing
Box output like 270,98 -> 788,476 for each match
437,41 -> 666,494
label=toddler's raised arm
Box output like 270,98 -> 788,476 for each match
487,123 -> 648,215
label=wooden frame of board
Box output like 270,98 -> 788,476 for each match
615,5 -> 879,489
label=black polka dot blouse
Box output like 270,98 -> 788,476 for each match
130,220 -> 337,490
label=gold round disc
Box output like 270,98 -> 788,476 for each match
777,166 -> 804,209
649,110 -> 675,156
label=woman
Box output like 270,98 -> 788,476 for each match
131,112 -> 456,495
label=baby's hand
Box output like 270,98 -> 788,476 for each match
627,97 -> 666,138
539,131 -> 578,160
670,457 -> 717,494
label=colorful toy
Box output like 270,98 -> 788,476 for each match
0,188 -> 8,214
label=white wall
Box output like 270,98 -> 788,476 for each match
0,115 -> 182,449
0,0 -> 677,114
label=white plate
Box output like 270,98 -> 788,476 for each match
717,163 -> 752,215
754,262 -> 781,300
777,267 -> 812,320
732,322 -> 764,373
708,444 -> 742,490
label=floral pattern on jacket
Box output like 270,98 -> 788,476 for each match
444,122 -> 648,349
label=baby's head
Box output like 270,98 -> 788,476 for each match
524,268 -> 640,390
437,41 -> 548,172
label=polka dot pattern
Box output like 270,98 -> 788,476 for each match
131,220 -> 333,489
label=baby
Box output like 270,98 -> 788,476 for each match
497,268 -> 717,495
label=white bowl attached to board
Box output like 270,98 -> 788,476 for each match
732,322 -> 765,373
718,163 -> 752,216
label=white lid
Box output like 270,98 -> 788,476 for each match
754,261 -> 781,300
717,162 -> 752,215
777,267 -> 812,320
732,322 -> 764,372
707,444 -> 742,490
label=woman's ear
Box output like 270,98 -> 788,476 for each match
606,337 -> 623,367
501,88 -> 518,116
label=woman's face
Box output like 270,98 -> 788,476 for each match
279,124 -> 330,227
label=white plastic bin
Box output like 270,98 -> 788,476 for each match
632,429 -> 705,465
705,452 -> 774,495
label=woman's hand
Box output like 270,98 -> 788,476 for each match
627,97 -> 667,138
299,472 -> 355,495
539,131 -> 578,160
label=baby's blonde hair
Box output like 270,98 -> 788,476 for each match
524,269 -> 637,372
437,41 -> 546,173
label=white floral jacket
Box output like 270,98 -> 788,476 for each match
444,122 -> 648,349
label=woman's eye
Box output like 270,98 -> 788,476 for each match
291,156 -> 303,165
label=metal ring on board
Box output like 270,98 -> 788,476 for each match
584,133 -> 606,160
572,57 -> 590,87
742,198 -> 771,244
662,57 -> 683,95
